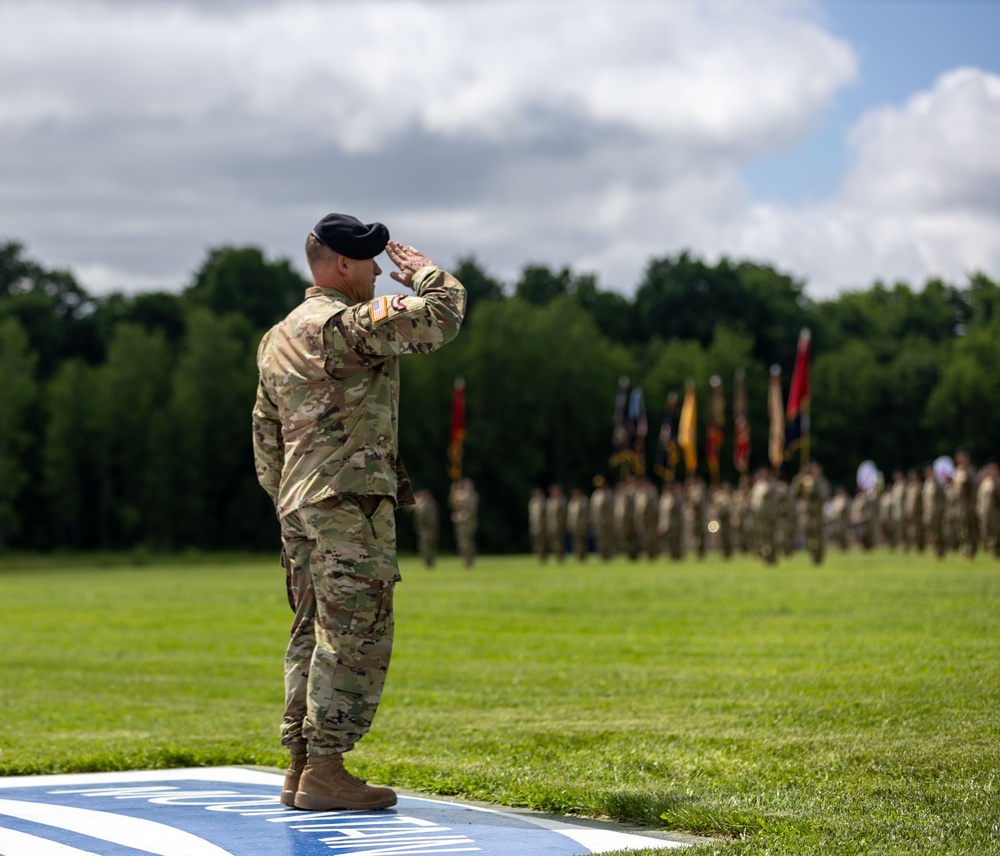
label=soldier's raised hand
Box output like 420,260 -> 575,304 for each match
386,241 -> 434,288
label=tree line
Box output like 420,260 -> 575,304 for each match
2,239 -> 997,555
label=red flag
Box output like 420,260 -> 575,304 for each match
448,377 -> 466,480
784,329 -> 811,469
733,368 -> 751,474
706,375 -> 724,485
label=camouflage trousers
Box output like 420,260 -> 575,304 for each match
279,495 -> 399,756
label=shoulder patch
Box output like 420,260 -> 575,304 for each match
390,294 -> 407,311
370,296 -> 389,323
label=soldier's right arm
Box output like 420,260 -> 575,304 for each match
251,379 -> 284,505
327,267 -> 466,375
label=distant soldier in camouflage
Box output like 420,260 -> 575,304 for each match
614,478 -> 640,560
566,487 -> 590,561
412,488 -> 439,568
686,475 -> 708,559
888,471 -> 906,550
545,483 -> 568,563
774,479 -> 797,558
657,481 -> 685,560
731,474 -> 751,554
828,487 -> 851,550
851,489 -> 877,551
253,214 -> 465,811
712,481 -> 734,559
450,477 -> 479,568
528,487 -> 547,562
922,463 -> 946,558
950,449 -> 978,559
791,460 -> 830,564
632,478 -> 659,559
876,490 -> 896,550
903,470 -> 924,553
590,475 -> 616,560
749,468 -> 778,565
977,460 -> 1000,558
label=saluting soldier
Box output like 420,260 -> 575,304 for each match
253,215 -> 465,811
412,488 -> 439,568
566,487 -> 591,561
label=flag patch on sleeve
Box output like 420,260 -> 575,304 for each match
370,296 -> 389,323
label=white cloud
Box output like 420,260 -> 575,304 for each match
12,0 -> 996,300
733,68 -> 1000,295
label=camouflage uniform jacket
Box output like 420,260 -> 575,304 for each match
253,267 -> 466,519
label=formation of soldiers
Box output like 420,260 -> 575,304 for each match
527,451 -> 1000,566
529,462 -> 830,566
411,478 -> 479,569
410,450 -> 1000,567
832,450 -> 1000,560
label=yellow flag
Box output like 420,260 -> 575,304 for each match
678,379 -> 697,477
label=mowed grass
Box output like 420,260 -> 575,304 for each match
1,548 -> 998,855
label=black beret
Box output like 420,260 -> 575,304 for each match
310,213 -> 389,259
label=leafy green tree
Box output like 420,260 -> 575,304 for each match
42,359 -> 102,548
514,264 -> 573,305
91,324 -> 174,547
184,246 -> 309,331
0,318 -> 39,549
926,316 -> 1000,462
168,309 -> 272,549
811,340 -> 889,488
451,255 -> 506,321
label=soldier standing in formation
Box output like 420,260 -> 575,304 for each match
566,487 -> 590,561
950,449 -> 978,558
851,488 -> 877,551
903,470 -> 924,553
614,479 -> 640,559
635,478 -> 660,559
686,475 -> 708,559
450,478 -> 479,568
828,486 -> 851,550
545,483 -> 568,563
528,487 -> 547,562
713,482 -> 734,559
657,482 -> 685,560
791,460 -> 830,564
590,475 -> 615,560
253,216 -> 465,811
749,468 -> 778,564
977,460 -> 1000,557
412,488 -> 439,569
922,463 -> 946,557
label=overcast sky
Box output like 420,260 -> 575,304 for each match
2,0 -> 998,299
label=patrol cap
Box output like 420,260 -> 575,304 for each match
310,213 -> 389,259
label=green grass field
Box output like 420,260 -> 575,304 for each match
1,548 -> 998,855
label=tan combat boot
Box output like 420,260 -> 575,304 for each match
281,753 -> 307,807
294,753 -> 397,811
